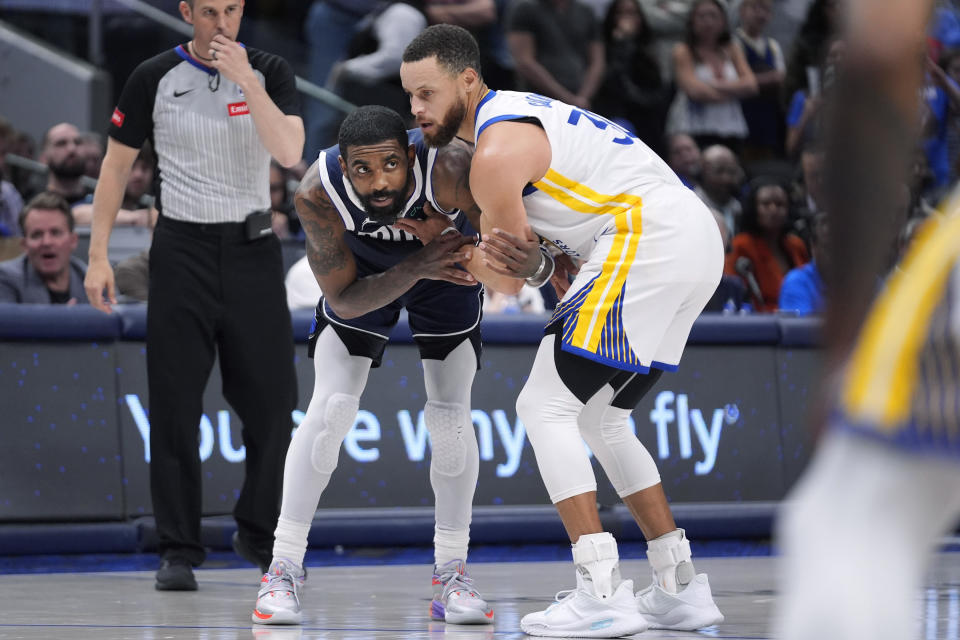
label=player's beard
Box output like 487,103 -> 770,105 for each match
355,169 -> 413,225
424,97 -> 467,147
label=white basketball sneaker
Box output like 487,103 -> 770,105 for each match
635,573 -> 723,630
521,572 -> 649,638
637,528 -> 723,630
430,559 -> 494,624
252,558 -> 304,625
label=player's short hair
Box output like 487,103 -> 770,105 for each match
19,191 -> 74,234
338,106 -> 408,160
402,24 -> 482,79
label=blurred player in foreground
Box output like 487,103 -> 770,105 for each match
774,2 -> 960,639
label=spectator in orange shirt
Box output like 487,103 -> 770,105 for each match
725,178 -> 808,311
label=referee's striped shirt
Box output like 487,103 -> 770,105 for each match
107,44 -> 299,223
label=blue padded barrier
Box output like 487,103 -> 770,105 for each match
0,303 -> 794,346
114,304 -> 147,340
778,316 -> 822,347
289,309 -> 785,346
690,313 -> 780,344
0,522 -> 140,555
0,502 -> 778,556
0,303 -> 121,340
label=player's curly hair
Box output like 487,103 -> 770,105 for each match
337,106 -> 408,160
402,24 -> 482,79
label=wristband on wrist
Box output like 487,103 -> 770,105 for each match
525,245 -> 555,288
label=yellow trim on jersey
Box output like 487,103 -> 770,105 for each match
539,169 -> 643,210
533,169 -> 643,216
842,203 -> 960,428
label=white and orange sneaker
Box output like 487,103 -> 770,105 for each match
430,559 -> 494,624
252,558 -> 304,625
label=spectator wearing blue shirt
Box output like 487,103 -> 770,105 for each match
785,39 -> 843,159
924,52 -> 960,189
779,211 -> 827,315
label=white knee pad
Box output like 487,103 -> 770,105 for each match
425,401 -> 468,476
310,392 -> 359,474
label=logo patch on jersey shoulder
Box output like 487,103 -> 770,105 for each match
228,102 -> 249,116
111,108 -> 125,127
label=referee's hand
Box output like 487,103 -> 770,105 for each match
85,258 -> 117,314
209,35 -> 252,87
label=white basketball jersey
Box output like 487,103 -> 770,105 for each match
473,90 -> 682,258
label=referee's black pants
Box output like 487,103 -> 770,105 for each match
147,216 -> 297,566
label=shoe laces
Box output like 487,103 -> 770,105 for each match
261,562 -> 299,597
437,567 -> 480,601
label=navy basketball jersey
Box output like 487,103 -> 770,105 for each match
315,128 -> 473,273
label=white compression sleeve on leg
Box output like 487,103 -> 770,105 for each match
516,334 -> 597,503
578,384 -> 661,497
422,339 -> 478,566
272,326 -> 372,567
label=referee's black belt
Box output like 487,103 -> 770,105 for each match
159,213 -> 268,240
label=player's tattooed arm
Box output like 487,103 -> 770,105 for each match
294,164 -> 358,295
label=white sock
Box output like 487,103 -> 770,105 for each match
434,527 -> 470,567
272,517 -> 312,568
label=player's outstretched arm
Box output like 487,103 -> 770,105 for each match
296,161 -> 475,319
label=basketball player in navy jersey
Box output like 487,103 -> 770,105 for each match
251,105 -> 504,626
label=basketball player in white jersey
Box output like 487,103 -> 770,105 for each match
399,24 -> 725,638
775,2 -> 960,639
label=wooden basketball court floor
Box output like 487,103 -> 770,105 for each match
2,551 -> 960,639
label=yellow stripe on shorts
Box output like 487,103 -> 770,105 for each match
571,209 -> 642,352
531,168 -> 645,353
842,199 -> 960,429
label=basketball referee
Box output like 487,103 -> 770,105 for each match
85,0 -> 303,591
